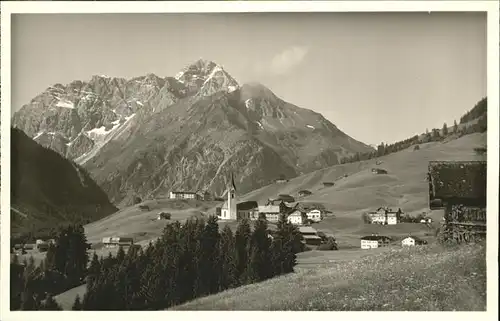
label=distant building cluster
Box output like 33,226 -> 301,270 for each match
210,174 -> 327,225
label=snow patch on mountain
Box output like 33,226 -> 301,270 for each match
175,71 -> 185,81
204,65 -> 224,85
55,99 -> 74,109
76,113 -> 136,165
34,132 -> 44,140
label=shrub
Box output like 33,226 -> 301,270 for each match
474,147 -> 487,155
414,145 -> 420,151
317,237 -> 338,251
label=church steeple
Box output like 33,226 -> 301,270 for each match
227,173 -> 237,220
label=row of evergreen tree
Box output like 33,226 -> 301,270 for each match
340,97 -> 487,165
11,215 -> 304,311
10,224 -> 89,310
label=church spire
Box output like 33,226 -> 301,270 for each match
231,172 -> 237,192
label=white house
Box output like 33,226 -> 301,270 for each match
169,191 -> 199,200
258,205 -> 281,222
287,210 -> 306,225
387,213 -> 397,225
360,235 -> 391,249
306,209 -> 323,222
102,236 -> 134,248
367,207 -> 398,225
402,236 -> 427,247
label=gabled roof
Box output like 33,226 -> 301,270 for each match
299,226 -> 317,234
361,235 -> 391,241
404,236 -> 427,243
258,205 -> 280,213
171,191 -> 198,195
288,210 -> 304,217
237,201 -> 258,211
428,161 -> 486,206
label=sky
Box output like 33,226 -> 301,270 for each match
11,12 -> 486,146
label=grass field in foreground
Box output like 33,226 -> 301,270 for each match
171,244 -> 486,311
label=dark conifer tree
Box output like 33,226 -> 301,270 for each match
247,219 -> 272,282
39,294 -> 62,310
197,216 -> 221,296
218,225 -> 238,291
442,123 -> 448,136
72,295 -> 82,310
116,245 -> 126,264
234,219 -> 252,284
10,260 -> 25,310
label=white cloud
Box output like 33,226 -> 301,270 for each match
255,46 -> 310,77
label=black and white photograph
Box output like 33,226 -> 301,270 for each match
0,0 -> 498,318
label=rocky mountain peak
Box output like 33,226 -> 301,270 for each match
174,59 -> 239,96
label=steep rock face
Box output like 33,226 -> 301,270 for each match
13,59 -> 373,206
67,132 -> 95,160
10,128 -> 117,237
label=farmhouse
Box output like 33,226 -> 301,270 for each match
428,161 -> 487,243
298,190 -> 312,197
420,217 -> 432,224
367,207 -> 399,225
372,168 -> 388,174
360,234 -> 392,249
102,236 -> 134,248
298,226 -> 323,246
402,235 -> 427,247
258,205 -> 281,222
287,210 -> 307,225
306,209 -> 323,222
169,191 -> 200,200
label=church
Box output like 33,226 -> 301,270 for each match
217,174 -> 259,221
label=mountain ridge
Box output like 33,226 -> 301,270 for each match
12,59 -> 373,206
10,127 -> 118,239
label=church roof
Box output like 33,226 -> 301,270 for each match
237,201 -> 258,211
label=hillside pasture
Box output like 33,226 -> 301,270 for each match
171,244 -> 486,311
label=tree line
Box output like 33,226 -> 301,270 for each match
10,215 -> 304,310
340,97 -> 487,165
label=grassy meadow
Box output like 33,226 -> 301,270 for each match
171,243 -> 486,311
